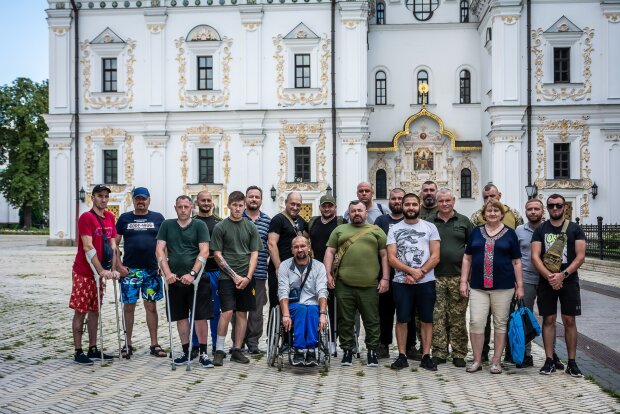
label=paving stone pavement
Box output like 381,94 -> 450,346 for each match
1,236 -> 619,413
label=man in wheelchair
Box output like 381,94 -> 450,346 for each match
278,236 -> 328,367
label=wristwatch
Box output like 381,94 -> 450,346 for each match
190,270 -> 197,278
563,270 -> 570,279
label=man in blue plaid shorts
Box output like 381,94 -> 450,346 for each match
115,187 -> 166,358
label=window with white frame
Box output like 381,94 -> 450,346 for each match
417,70 -> 429,104
103,150 -> 118,184
460,0 -> 469,23
294,147 -> 311,182
102,58 -> 118,92
198,148 -> 215,183
375,71 -> 387,105
294,54 -> 311,89
459,69 -> 471,104
376,1 -> 386,24
197,56 -> 214,91
90,28 -> 127,94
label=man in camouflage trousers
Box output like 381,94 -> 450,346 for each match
426,188 -> 473,367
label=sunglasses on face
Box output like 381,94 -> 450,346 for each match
547,203 -> 565,210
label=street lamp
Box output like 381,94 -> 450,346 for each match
270,185 -> 277,202
591,182 -> 598,199
79,187 -> 86,202
326,184 -> 332,197
525,183 -> 537,199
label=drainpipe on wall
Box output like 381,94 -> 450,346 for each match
526,0 -> 532,189
70,0 -> 80,245
331,0 -> 337,199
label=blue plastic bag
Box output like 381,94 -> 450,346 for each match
508,299 -> 542,364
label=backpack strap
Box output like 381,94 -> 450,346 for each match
377,203 -> 385,215
308,216 -> 319,235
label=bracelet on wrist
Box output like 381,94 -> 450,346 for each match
282,315 -> 290,319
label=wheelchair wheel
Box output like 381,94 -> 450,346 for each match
318,315 -> 331,372
266,306 -> 281,367
277,352 -> 284,371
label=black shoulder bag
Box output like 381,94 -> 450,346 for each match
288,259 -> 313,304
90,210 -> 113,271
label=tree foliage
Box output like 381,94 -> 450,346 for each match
0,78 -> 49,228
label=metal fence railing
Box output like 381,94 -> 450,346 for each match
576,217 -> 620,261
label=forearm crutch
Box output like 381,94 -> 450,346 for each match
113,280 -> 129,359
186,257 -> 207,372
85,249 -> 108,367
159,258 -> 176,371
333,299 -> 338,357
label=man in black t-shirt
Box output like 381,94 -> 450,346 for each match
531,193 -> 586,377
115,187 -> 165,358
267,192 -> 308,309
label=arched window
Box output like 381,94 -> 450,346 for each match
461,168 -> 472,198
375,71 -> 387,105
460,69 -> 471,104
376,169 -> 387,199
460,0 -> 469,23
417,70 -> 429,104
376,1 -> 386,25
412,0 -> 439,21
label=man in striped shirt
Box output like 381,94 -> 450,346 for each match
243,186 -> 271,354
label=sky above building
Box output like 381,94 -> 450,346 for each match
0,1 -> 49,86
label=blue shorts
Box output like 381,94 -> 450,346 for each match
393,280 -> 436,324
120,268 -> 163,304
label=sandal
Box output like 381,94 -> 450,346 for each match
466,361 -> 482,373
150,344 -> 167,358
121,344 -> 135,359
490,363 -> 502,374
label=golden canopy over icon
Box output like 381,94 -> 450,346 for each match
418,82 -> 429,106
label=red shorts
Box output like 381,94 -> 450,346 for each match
69,271 -> 105,313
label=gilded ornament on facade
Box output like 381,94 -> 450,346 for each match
341,19 -> 361,29
242,22 -> 261,31
273,34 -> 330,106
369,153 -> 395,192
52,27 -> 69,36
147,24 -> 165,33
604,13 -> 620,22
531,28 -> 594,102
500,16 -> 519,24
176,37 -> 232,108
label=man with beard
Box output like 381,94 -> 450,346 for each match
278,236 -> 328,366
387,193 -> 440,371
267,192 -> 307,309
243,186 -> 271,354
515,198 -> 561,369
115,187 -> 166,358
191,191 -> 222,356
426,188 -> 472,367
419,181 -> 439,220
373,188 -> 409,359
307,194 -> 343,353
531,194 -> 586,377
324,201 -> 389,367
470,183 -> 523,362
343,182 -> 387,224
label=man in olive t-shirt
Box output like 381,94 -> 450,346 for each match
210,191 -> 262,366
323,200 -> 389,367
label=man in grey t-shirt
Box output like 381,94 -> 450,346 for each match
343,181 -> 387,224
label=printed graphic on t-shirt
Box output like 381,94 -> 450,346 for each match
127,222 -> 156,230
394,228 -> 426,267
544,233 -> 568,264
93,226 -> 114,238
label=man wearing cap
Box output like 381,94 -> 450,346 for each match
114,187 -> 166,358
70,184 -> 119,365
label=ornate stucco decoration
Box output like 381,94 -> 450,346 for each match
454,152 -> 480,199
273,34 -> 330,107
52,27 -> 69,36
500,16 -> 519,25
531,27 -> 594,102
84,127 -> 134,209
369,152 -> 395,192
242,22 -> 261,31
535,117 -> 591,216
175,36 -> 232,108
342,19 -> 361,29
80,39 -> 136,109
147,24 -> 165,33
277,120 -> 327,206
604,13 -> 620,23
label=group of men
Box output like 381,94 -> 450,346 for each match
70,180 -> 586,377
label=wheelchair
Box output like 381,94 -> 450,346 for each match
265,306 -> 331,372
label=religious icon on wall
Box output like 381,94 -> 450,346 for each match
414,147 -> 433,171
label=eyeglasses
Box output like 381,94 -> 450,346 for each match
547,203 -> 565,210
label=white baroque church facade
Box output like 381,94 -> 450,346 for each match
44,0 -> 620,244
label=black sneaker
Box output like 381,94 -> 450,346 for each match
432,356 -> 447,365
539,357 -> 556,375
390,354 -> 409,370
87,347 -> 113,361
503,353 -> 514,364
74,351 -> 94,365
367,350 -> 378,367
199,353 -> 214,368
292,350 -> 305,367
516,355 -> 534,369
452,358 -> 466,368
247,345 -> 262,355
420,354 -> 438,371
213,350 -> 226,366
305,350 -> 318,367
174,353 -> 190,366
406,346 -> 422,361
230,348 -> 250,364
377,344 -> 390,359
553,353 -> 565,370
341,349 -> 353,366
190,347 -> 199,360
565,361 -> 584,378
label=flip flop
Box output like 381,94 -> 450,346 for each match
150,344 -> 166,358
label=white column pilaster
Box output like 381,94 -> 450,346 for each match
144,135 -> 169,214
144,10 -> 168,108
240,7 -> 263,105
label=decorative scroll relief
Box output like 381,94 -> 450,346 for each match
369,152 -> 395,192
242,22 -> 261,31
147,24 -> 165,33
531,28 -> 594,102
277,120 -> 327,207
84,127 -> 134,209
500,16 -> 519,25
80,39 -> 136,110
175,37 -> 232,108
342,19 -> 362,29
454,152 -> 480,199
273,34 -> 330,107
52,27 -> 69,36
605,13 -> 620,23
535,117 -> 591,216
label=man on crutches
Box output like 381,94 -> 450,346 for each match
70,184 -> 119,366
156,195 -> 213,369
